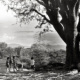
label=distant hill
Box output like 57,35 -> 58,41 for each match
7,42 -> 66,50
7,43 -> 22,48
31,43 -> 66,51
51,44 -> 66,50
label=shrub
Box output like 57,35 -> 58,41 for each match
19,47 -> 66,71
20,58 -> 31,69
32,49 -> 50,71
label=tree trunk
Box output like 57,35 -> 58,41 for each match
65,30 -> 74,69
65,19 -> 79,70
46,3 -> 80,70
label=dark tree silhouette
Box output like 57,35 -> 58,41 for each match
1,0 -> 80,69
15,47 -> 22,57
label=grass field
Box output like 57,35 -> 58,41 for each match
0,58 -> 79,80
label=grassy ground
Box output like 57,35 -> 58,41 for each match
0,58 -> 79,80
0,58 -> 6,73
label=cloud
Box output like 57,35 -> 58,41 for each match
39,32 -> 66,45
16,31 -> 34,33
0,33 -> 15,42
3,26 -> 9,28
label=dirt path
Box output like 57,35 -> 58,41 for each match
0,70 -> 79,80
0,71 -> 58,80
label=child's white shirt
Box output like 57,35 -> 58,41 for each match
31,60 -> 35,65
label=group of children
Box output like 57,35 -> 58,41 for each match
6,56 -> 35,73
6,56 -> 17,72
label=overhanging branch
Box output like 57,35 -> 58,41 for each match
36,0 -> 46,7
31,9 -> 51,23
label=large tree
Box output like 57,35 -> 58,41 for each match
15,47 -> 22,57
1,0 -> 80,69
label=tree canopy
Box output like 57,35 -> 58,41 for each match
1,0 -> 80,44
1,0 -> 80,69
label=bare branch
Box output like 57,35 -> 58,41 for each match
31,9 -> 50,23
35,18 -> 46,28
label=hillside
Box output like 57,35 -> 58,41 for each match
7,43 -> 26,48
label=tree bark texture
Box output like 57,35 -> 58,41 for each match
65,17 -> 79,69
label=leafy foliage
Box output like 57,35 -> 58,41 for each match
0,42 -> 66,70
15,47 -> 22,57
20,43 -> 66,70
0,42 -> 7,58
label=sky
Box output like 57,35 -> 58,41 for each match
0,2 -> 66,48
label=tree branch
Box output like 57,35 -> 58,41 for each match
74,0 -> 80,17
36,0 -> 46,7
47,10 -> 66,43
35,18 -> 46,28
31,9 -> 51,23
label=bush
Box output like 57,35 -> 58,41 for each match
19,47 -> 66,71
48,62 -> 65,69
32,49 -> 50,71
20,58 -> 31,69
49,50 -> 66,63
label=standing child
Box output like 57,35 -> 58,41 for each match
13,56 -> 17,72
6,57 -> 10,73
31,57 -> 35,70
9,56 -> 12,72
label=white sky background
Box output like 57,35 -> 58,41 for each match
0,2 -> 66,48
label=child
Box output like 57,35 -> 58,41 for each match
9,56 -> 12,72
31,57 -> 35,70
6,57 -> 10,73
12,56 -> 17,72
